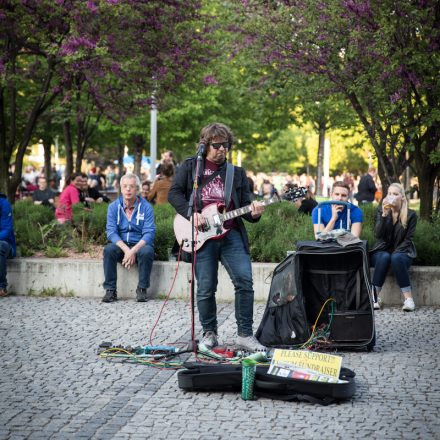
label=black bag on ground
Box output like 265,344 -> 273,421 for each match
256,241 -> 375,351
177,363 -> 356,405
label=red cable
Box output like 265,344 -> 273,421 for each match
148,245 -> 182,347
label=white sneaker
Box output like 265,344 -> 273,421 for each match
200,331 -> 218,349
236,335 -> 266,352
402,298 -> 415,312
373,297 -> 383,310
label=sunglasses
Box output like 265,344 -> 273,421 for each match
210,141 -> 230,150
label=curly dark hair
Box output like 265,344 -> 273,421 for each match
199,122 -> 235,150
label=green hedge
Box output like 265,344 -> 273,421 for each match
11,200 -> 440,265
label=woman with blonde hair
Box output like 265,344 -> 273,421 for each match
370,183 -> 417,311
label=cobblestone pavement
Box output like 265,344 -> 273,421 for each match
0,296 -> 439,440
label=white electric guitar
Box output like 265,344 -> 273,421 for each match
174,187 -> 307,253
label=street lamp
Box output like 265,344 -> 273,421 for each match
150,96 -> 157,181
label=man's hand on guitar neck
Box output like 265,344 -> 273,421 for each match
250,201 -> 265,218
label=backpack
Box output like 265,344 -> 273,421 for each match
177,362 -> 356,405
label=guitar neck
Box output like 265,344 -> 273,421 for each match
221,198 -> 274,221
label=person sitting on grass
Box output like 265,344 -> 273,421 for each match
80,176 -> 110,209
0,193 -> 16,297
370,183 -> 417,312
55,173 -> 84,224
32,176 -> 56,209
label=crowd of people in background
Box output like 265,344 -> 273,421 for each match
12,160 -> 422,220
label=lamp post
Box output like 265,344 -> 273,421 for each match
150,96 -> 157,181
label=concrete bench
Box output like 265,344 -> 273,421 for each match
6,258 -> 440,306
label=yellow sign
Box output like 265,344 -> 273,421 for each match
271,349 -> 342,380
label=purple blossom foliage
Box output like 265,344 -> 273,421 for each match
60,37 -> 97,56
203,75 -> 219,86
86,0 -> 98,13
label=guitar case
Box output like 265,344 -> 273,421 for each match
177,362 -> 356,405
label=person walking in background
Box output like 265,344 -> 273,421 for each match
0,192 -> 16,297
55,173 -> 84,224
355,167 -> 377,204
370,183 -> 417,312
102,173 -> 155,303
148,161 -> 175,205
105,165 -> 117,190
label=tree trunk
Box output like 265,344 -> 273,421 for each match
316,124 -> 325,196
42,134 -> 52,182
435,178 -> 440,214
412,136 -> 439,220
0,160 -> 9,197
63,121 -> 74,178
117,143 -> 124,180
132,135 -> 144,178
75,119 -> 84,173
414,160 -> 437,220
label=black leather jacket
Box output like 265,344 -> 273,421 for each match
370,208 -> 417,258
168,156 -> 260,253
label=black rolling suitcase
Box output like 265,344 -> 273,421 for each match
256,239 -> 376,351
177,363 -> 356,405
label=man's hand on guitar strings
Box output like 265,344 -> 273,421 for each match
194,212 -> 208,231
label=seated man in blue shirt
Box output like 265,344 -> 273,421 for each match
312,181 -> 363,237
102,173 -> 155,303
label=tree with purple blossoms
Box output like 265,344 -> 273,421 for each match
0,0 -> 206,200
239,0 -> 440,219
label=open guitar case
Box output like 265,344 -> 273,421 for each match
178,362 -> 356,405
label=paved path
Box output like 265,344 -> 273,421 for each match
0,297 -> 439,440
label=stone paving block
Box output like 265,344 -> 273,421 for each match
1,297 -> 440,439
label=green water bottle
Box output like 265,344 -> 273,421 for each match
241,358 -> 257,400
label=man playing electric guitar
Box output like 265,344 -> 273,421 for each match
168,122 -> 266,352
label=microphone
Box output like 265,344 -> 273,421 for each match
197,142 -> 206,160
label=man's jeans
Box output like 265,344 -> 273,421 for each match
371,251 -> 413,293
0,240 -> 12,289
103,243 -> 154,291
195,229 -> 254,337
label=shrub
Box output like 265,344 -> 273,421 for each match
11,199 -> 440,265
153,204 -> 176,261
12,201 -> 55,255
245,202 -> 315,262
72,203 -> 108,245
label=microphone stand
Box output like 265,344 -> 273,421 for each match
187,144 -> 205,355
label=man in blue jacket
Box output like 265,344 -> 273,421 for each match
103,173 -> 155,303
0,193 -> 16,297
